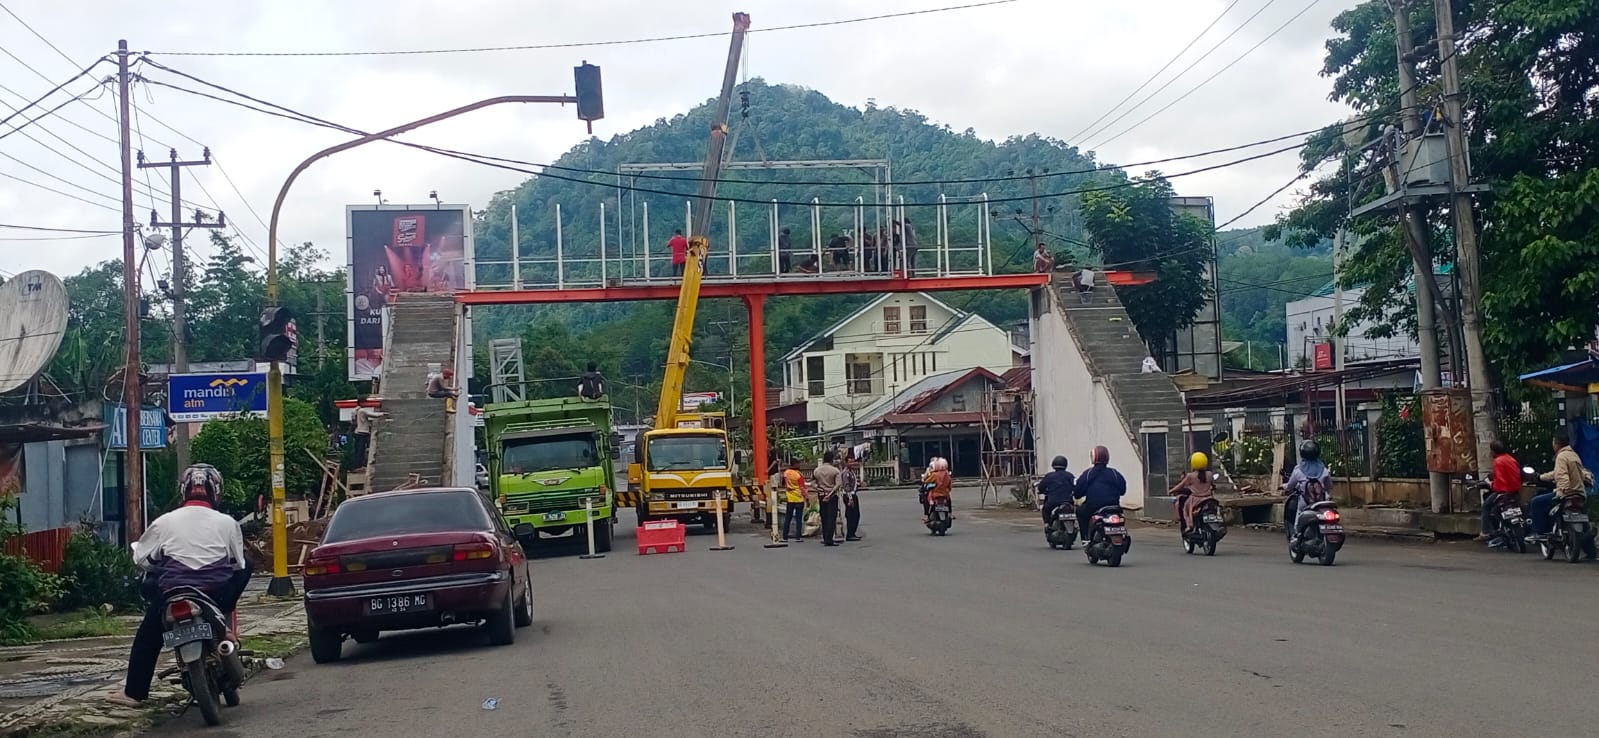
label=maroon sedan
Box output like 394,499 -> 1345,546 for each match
302,487 -> 533,663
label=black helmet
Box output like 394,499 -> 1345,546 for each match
1051,455 -> 1068,470
179,464 -> 223,508
1298,440 -> 1320,462
1091,446 -> 1110,465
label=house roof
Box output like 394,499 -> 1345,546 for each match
1184,358 -> 1417,409
853,367 -> 1001,428
779,292 -> 970,361
1000,366 -> 1031,392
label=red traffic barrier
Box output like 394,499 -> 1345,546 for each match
636,520 -> 686,555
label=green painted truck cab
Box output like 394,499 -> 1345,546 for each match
484,396 -> 618,553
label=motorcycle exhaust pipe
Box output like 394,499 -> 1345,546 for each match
217,639 -> 237,656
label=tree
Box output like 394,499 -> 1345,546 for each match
1079,175 -> 1213,355
1270,0 -> 1599,383
189,397 -> 327,517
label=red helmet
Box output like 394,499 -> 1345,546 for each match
1091,446 -> 1111,465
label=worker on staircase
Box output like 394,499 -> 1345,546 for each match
426,369 -> 458,414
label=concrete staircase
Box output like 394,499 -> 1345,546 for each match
370,293 -> 458,492
1054,280 -> 1190,499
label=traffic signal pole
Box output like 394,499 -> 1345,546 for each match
262,88 -> 596,599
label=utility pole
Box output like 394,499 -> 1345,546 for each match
1386,0 -> 1450,511
115,40 -> 146,540
139,148 -> 223,472
1332,226 -> 1346,427
1433,0 -> 1496,473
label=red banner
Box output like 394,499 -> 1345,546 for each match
1312,342 -> 1334,371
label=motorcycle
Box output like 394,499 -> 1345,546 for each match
1287,490 -> 1344,566
1084,505 -> 1131,567
926,495 -> 953,536
1180,497 -> 1226,556
1475,476 -> 1528,554
1527,466 -> 1596,563
157,585 -> 247,726
1044,501 -> 1078,549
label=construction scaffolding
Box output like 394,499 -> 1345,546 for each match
977,377 -> 1035,506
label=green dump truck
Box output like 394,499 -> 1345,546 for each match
484,396 -> 618,553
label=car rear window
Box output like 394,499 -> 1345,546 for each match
323,491 -> 492,543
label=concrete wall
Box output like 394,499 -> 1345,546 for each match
1030,288 -> 1144,509
18,440 -> 103,532
451,304 -> 476,488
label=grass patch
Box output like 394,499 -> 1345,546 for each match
242,632 -> 305,659
26,608 -> 133,641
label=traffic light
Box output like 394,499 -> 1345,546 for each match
574,61 -> 603,131
258,306 -> 298,362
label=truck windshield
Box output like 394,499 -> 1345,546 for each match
502,433 -> 598,474
646,435 -> 728,471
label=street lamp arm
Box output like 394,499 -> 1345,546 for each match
264,94 -> 577,302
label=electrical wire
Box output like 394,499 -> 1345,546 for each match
1077,0 -> 1284,146
0,80 -> 110,142
0,223 -> 121,234
147,1 -> 1020,57
1091,0 -> 1325,150
0,170 -> 120,211
1065,0 -> 1245,145
0,232 -> 120,242
133,71 -> 1312,209
0,52 -> 106,130
0,149 -> 122,206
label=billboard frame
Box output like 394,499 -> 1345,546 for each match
345,203 -> 475,381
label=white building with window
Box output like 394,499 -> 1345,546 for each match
1285,280 -> 1421,367
775,293 -> 1024,434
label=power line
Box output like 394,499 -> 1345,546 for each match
0,79 -> 117,145
1078,0 -> 1284,146
0,149 -> 122,206
0,170 -> 121,212
1091,0 -> 1324,150
147,1 -> 1020,57
0,232 -> 119,242
1065,0 -> 1244,145
0,53 -> 107,131
133,71 -> 1312,209
0,223 -> 121,234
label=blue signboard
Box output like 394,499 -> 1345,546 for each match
105,404 -> 167,450
168,372 -> 269,422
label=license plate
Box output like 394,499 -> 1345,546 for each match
161,621 -> 213,649
1501,507 -> 1522,519
934,504 -> 950,512
1319,524 -> 1344,533
1562,512 -> 1587,523
365,593 -> 430,615
1102,526 -> 1126,535
1202,514 -> 1223,523
543,512 -> 566,522
673,501 -> 700,510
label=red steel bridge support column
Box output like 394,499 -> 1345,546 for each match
743,293 -> 769,490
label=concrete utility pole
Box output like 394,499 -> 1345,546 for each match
1385,0 -> 1450,511
139,148 -> 224,472
116,40 -> 146,540
1433,0 -> 1497,473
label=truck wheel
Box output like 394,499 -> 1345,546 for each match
635,502 -> 651,525
594,518 -> 613,553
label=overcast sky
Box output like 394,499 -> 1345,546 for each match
0,0 -> 1358,281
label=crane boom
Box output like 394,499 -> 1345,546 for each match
654,11 -> 751,430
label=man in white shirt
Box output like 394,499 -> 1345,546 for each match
112,465 -> 251,705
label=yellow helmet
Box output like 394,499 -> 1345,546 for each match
1189,452 -> 1209,471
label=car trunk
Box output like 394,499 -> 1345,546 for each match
307,530 -> 499,589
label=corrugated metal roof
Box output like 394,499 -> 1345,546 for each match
852,367 -> 1000,428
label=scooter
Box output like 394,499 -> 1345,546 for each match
156,585 -> 247,726
1084,505 -> 1131,566
1044,501 -> 1078,549
1475,475 -> 1528,554
925,495 -> 953,535
1286,486 -> 1343,566
1180,497 -> 1227,556
1527,466 -> 1596,563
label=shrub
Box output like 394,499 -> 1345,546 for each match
1376,394 -> 1427,478
55,528 -> 142,613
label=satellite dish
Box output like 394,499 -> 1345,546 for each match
0,270 -> 69,395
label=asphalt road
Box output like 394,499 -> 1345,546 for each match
165,490 -> 1596,738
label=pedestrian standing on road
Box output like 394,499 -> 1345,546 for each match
668,229 -> 689,277
813,450 -> 843,546
350,398 -> 385,471
843,445 -> 865,541
782,459 -> 808,543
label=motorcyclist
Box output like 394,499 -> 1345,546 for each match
1170,452 -> 1216,535
110,465 -> 252,706
922,457 -> 953,522
1477,440 -> 1522,545
1282,440 -> 1332,541
1073,446 -> 1127,536
1037,455 -> 1076,528
1529,428 -> 1592,541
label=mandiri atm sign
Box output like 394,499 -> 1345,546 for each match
168,372 -> 269,422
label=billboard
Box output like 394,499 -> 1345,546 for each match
167,371 -> 269,422
346,205 -> 472,381
680,391 -> 722,412
105,403 -> 168,449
